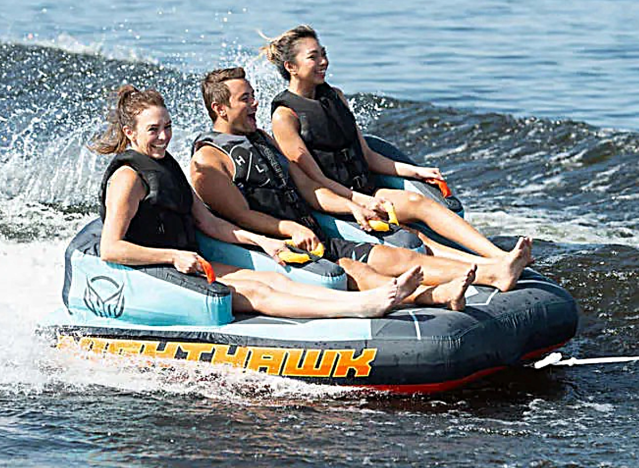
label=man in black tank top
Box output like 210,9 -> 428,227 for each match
189,68 -> 491,308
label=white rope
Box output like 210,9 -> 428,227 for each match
533,352 -> 639,369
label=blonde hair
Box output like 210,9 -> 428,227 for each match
90,85 -> 165,155
260,25 -> 319,81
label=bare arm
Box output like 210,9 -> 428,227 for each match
272,106 -> 358,199
271,105 -> 388,217
262,135 -> 379,230
191,145 -> 307,239
189,147 -> 297,257
190,192 -> 290,264
335,89 -> 444,182
100,166 -> 197,272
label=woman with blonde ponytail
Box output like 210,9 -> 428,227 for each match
266,25 -> 533,277
92,84 -> 421,319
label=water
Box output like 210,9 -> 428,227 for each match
1,0 -> 638,466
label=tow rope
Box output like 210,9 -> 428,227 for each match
533,352 -> 639,369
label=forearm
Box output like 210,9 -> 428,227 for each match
393,162 -> 423,178
364,149 -> 407,176
100,238 -> 177,266
312,188 -> 362,215
302,168 -> 355,201
194,213 -> 266,247
229,209 -> 303,239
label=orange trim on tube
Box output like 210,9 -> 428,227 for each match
198,258 -> 216,283
427,178 -> 452,198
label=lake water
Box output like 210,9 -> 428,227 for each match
1,0 -> 638,466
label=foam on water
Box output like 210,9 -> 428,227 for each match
465,209 -> 639,248
12,33 -> 157,65
0,237 -> 356,403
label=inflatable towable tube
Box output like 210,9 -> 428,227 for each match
38,136 -> 579,394
41,261 -> 578,393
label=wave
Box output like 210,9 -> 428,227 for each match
1,42 -> 638,246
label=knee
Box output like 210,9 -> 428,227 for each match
262,272 -> 292,289
243,281 -> 275,308
409,192 -> 434,209
384,245 -> 422,263
337,257 -> 357,269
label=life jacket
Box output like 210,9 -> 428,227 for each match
99,149 -> 197,251
191,130 -> 324,239
271,83 -> 375,194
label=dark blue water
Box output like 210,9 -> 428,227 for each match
1,1 -> 638,466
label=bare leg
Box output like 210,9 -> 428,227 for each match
341,258 -> 477,310
212,262 -> 420,300
219,268 -> 422,318
407,264 -> 477,311
366,242 -> 530,292
376,188 -> 521,259
402,225 -> 496,264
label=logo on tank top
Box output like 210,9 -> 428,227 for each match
83,276 -> 125,318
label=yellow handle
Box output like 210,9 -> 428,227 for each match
383,201 -> 399,225
310,242 -> 325,258
367,202 -> 399,232
368,219 -> 391,232
278,250 -> 312,264
279,240 -> 325,264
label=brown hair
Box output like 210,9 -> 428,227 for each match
90,85 -> 166,155
261,25 -> 319,81
201,67 -> 247,122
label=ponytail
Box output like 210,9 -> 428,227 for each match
90,85 -> 165,155
260,25 -> 319,81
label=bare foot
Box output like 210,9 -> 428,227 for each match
392,266 -> 424,307
354,266 -> 423,318
431,264 -> 477,311
492,237 -> 531,291
523,236 -> 535,265
519,236 -> 534,265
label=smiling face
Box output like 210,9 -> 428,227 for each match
123,105 -> 172,159
287,37 -> 328,85
215,78 -> 259,135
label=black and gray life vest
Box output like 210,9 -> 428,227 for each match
99,149 -> 197,251
191,130 -> 324,237
271,83 -> 375,194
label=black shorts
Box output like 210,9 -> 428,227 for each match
324,238 -> 375,263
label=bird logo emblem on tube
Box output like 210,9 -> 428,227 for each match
83,276 -> 125,318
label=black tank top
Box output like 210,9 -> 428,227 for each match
99,149 -> 197,251
271,83 -> 375,194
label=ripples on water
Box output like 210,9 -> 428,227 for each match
1,1 -> 639,466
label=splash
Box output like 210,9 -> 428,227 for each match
0,239 -> 358,403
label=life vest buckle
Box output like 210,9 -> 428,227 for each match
339,147 -> 354,162
284,190 -> 299,204
351,175 -> 366,191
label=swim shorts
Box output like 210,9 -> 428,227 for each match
324,238 -> 375,263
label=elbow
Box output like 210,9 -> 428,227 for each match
100,250 -> 116,264
99,240 -> 120,264
100,249 -> 116,264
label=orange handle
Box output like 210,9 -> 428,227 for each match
427,178 -> 452,198
198,258 -> 216,284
